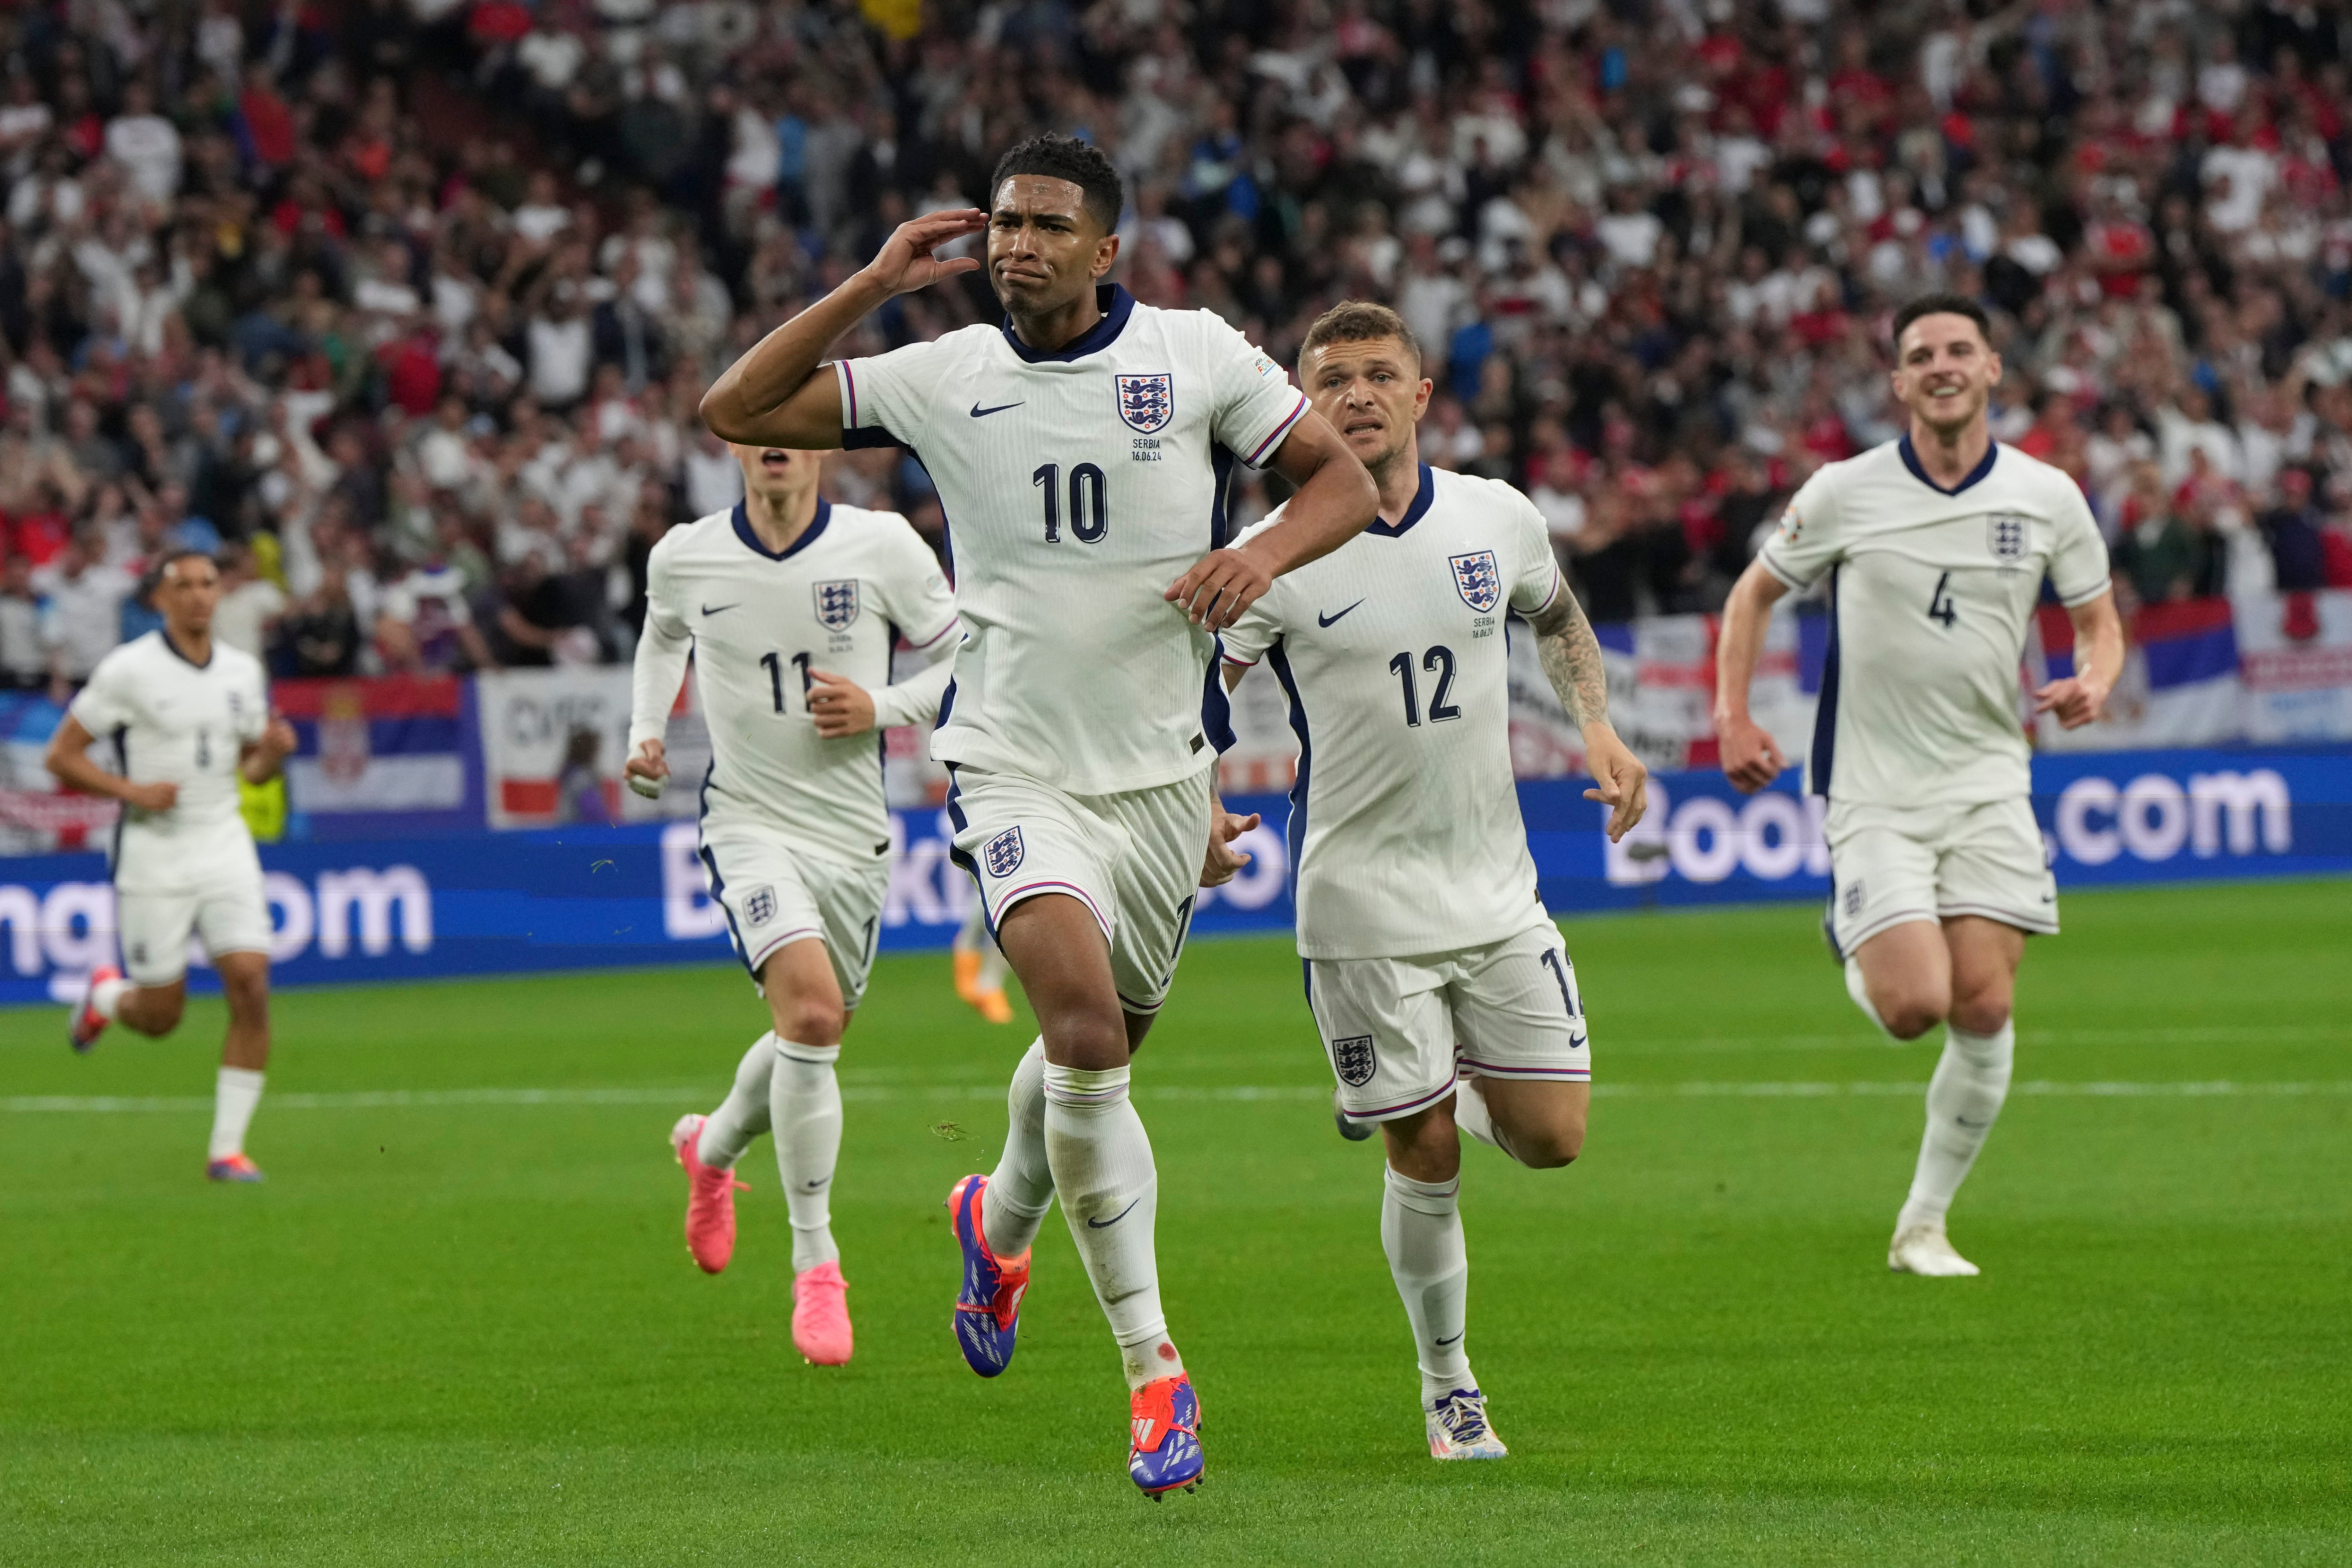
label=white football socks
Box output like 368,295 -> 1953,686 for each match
90,975 -> 129,1020
1382,1165 -> 1473,1401
1043,1062 -> 1181,1390
209,1067 -> 264,1160
772,1039 -> 843,1273
697,1033 -> 776,1169
1897,1019 -> 2015,1232
982,1038 -> 1053,1257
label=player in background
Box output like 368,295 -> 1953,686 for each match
1219,302 -> 1647,1459
951,904 -> 1013,1024
47,550 -> 298,1182
698,132 -> 1377,1495
1714,293 -> 2124,1277
627,440 -> 957,1365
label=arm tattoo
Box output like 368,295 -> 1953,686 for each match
1529,591 -> 1610,729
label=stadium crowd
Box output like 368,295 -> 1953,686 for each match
0,0 -> 2350,693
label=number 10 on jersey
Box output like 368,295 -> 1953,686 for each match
1034,462 -> 1109,543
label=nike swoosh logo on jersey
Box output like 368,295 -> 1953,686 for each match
1317,600 -> 1366,628
1086,1196 -> 1143,1229
969,401 -> 1025,418
701,603 -> 739,616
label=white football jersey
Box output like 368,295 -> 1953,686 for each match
1221,465 -> 1564,960
839,285 -> 1309,795
1760,437 -> 2110,809
69,630 -> 269,891
631,498 -> 959,862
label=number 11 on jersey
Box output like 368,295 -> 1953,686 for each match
760,651 -> 813,713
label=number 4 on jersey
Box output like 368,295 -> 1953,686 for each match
1926,571 -> 1958,629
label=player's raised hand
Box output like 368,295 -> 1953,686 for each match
1166,548 -> 1274,630
806,670 -> 878,737
624,738 -> 669,800
1718,714 -> 1786,794
1200,805 -> 1261,887
257,716 -> 298,764
1580,725 -> 1649,843
2032,675 -> 2108,730
123,780 -> 177,812
858,210 -> 987,298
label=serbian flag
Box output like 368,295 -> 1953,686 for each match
275,676 -> 470,813
2033,598 -> 2244,749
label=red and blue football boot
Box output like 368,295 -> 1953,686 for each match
69,965 -> 119,1054
1128,1374 -> 1204,1497
946,1173 -> 1029,1377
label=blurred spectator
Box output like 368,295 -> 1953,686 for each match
2260,469 -> 2333,593
377,553 -> 493,673
281,563 -> 362,678
34,533 -> 133,695
213,541 -> 288,659
0,554 -> 44,688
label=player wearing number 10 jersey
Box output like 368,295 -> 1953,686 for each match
1715,293 -> 2124,1280
628,441 -> 957,1365
696,133 -> 1377,1495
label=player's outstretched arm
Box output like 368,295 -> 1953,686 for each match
1165,411 -> 1376,629
699,209 -> 986,450
44,712 -> 175,812
1528,587 -> 1648,842
1714,560 -> 1791,794
2035,588 -> 2124,730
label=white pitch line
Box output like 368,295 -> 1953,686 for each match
6,1080 -> 2351,1115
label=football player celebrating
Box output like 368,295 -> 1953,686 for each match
630,441 -> 957,1365
1220,302 -> 1647,1459
1714,293 -> 2124,1277
697,132 -> 1376,1495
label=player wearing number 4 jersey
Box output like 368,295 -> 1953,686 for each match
698,133 -> 1377,1494
1715,293 -> 2125,1279
1220,303 -> 1649,1461
628,440 -> 957,1366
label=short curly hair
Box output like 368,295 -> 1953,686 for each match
990,132 -> 1124,234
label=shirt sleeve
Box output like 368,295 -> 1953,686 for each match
873,518 -> 960,653
2046,474 -> 2113,607
68,650 -> 131,737
836,339 -> 947,452
1503,483 -> 1565,616
237,663 -> 270,743
627,540 -> 693,751
1215,516 -> 1287,668
1755,464 -> 1845,589
1200,316 -> 1311,471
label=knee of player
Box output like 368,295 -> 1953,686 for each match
1516,1121 -> 1584,1169
138,992 -> 186,1034
773,997 -> 845,1048
1947,991 -> 2013,1036
222,973 -> 270,1015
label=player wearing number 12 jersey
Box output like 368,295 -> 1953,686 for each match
1220,303 -> 1648,1461
1715,293 -> 2124,1279
628,441 -> 957,1365
697,134 -> 1377,1495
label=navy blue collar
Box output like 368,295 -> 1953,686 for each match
1899,434 -> 1999,496
159,628 -> 212,669
1364,463 -> 1437,538
733,496 -> 831,560
1001,285 -> 1134,364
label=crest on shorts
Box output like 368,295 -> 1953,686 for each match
1450,550 -> 1501,613
1986,513 -> 2029,564
1843,879 -> 1865,919
813,579 -> 860,631
744,885 -> 776,927
984,826 -> 1025,878
1117,373 -> 1174,434
1330,1034 -> 1377,1088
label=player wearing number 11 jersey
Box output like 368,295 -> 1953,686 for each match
696,134 -> 1376,1494
629,440 -> 957,1365
1715,293 -> 2124,1279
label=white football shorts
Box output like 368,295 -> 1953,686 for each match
115,874 -> 273,987
1823,795 -> 2058,958
1308,919 -> 1591,1126
698,831 -> 887,1009
946,764 -> 1211,1016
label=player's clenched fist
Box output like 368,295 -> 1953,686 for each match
1717,714 -> 1786,794
857,209 -> 987,298
1165,548 -> 1274,630
625,738 -> 668,800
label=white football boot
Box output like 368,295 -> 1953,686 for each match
1888,1222 -> 1980,1277
1424,1387 -> 1509,1460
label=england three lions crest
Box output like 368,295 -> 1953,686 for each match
1450,550 -> 1502,613
983,826 -> 1025,878
1986,513 -> 2029,565
1330,1034 -> 1377,1088
813,579 -> 860,630
1117,373 -> 1174,434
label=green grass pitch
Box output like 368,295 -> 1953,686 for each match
2,880 -> 2348,1566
